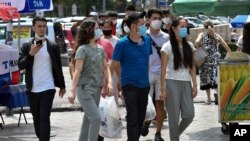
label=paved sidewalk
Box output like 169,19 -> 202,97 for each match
52,67 -> 216,110
0,66 -> 225,141
0,67 -> 216,113
0,103 -> 228,141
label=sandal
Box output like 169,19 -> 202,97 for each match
205,101 -> 211,105
205,98 -> 211,105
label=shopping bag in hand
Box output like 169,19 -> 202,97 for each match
145,95 -> 156,121
99,96 -> 123,138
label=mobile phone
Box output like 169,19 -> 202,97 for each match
35,40 -> 43,46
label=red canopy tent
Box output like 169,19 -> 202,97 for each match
0,4 -> 20,21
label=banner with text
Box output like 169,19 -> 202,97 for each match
0,0 -> 25,11
27,0 -> 50,10
219,62 -> 250,122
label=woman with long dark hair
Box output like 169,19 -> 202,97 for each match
68,20 -> 109,141
160,17 -> 197,141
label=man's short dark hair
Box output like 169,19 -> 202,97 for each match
147,9 -> 162,18
162,9 -> 170,15
107,11 -> 118,17
32,17 -> 47,26
98,13 -> 108,19
125,5 -> 136,12
126,11 -> 146,28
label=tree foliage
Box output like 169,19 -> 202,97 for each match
47,0 -> 125,17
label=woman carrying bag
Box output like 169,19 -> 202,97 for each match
194,20 -> 231,105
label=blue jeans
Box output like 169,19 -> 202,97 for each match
122,85 -> 149,141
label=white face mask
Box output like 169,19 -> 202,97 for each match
123,25 -> 130,33
150,20 -> 162,30
162,17 -> 171,24
35,34 -> 45,40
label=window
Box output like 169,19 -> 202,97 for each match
0,27 -> 6,40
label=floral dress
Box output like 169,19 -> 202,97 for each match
199,32 -> 221,90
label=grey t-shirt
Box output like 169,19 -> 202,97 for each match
75,44 -> 106,86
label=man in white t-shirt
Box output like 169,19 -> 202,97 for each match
231,29 -> 239,43
236,35 -> 243,51
141,9 -> 169,141
18,17 -> 66,141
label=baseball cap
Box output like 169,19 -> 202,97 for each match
89,11 -> 98,16
126,11 -> 146,28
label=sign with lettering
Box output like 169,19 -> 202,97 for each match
0,50 -> 10,86
0,0 -> 53,13
0,0 -> 25,11
27,0 -> 50,10
12,26 -> 31,39
219,62 -> 250,122
230,124 -> 250,141
158,0 -> 167,6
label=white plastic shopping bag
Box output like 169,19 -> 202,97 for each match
99,96 -> 123,138
145,95 -> 156,121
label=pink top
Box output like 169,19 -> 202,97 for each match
97,38 -> 114,62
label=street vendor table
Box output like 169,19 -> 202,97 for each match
0,83 -> 29,128
218,60 -> 250,134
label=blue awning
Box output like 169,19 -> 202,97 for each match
231,15 -> 250,28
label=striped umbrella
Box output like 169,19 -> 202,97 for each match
231,15 -> 250,28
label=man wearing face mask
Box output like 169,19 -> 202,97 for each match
101,20 -> 120,48
161,9 -> 172,34
107,11 -> 118,35
110,11 -> 152,141
18,17 -> 66,141
141,9 -> 169,141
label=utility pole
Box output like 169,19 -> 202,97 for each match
103,0 -> 106,12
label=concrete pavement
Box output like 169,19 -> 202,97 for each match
53,67 -> 217,110
0,66 -> 228,141
0,103 -> 229,141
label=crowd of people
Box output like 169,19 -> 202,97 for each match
17,4 -> 250,141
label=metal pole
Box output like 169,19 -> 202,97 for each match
103,0 -> 106,12
18,17 -> 21,53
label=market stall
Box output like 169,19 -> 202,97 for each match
218,52 -> 250,135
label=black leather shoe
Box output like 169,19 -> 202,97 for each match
214,93 -> 218,105
155,132 -> 164,141
141,122 -> 150,136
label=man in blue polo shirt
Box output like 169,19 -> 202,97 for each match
110,11 -> 152,141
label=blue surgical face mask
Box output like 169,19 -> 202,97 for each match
137,25 -> 148,36
94,29 -> 103,40
178,27 -> 187,38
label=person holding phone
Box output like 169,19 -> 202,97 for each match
18,17 -> 66,141
35,40 -> 43,46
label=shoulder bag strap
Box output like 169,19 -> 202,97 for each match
147,33 -> 161,58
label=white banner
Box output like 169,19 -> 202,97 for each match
0,0 -> 26,11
